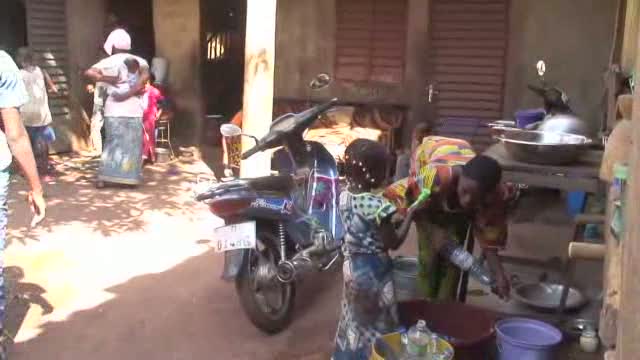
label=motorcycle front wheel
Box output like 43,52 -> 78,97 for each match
235,229 -> 295,334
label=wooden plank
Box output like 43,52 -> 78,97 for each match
438,108 -> 501,119
438,91 -> 502,102
338,30 -> 373,41
336,48 -> 370,57
432,39 -> 506,50
437,100 -> 502,111
600,187 -> 621,348
438,82 -> 503,93
371,58 -> 404,67
433,3 -> 506,13
502,171 -> 601,193
336,56 -> 370,65
616,28 -> 640,360
484,143 -> 603,177
432,47 -> 505,58
433,56 -> 504,67
434,73 -> 503,85
432,31 -> 506,41
431,13 -> 505,22
336,67 -> 369,82
434,64 -> 504,75
432,21 -> 507,32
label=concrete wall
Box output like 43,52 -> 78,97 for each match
64,0 -> 107,151
274,0 -> 430,141
503,0 -> 617,134
153,0 -> 203,145
275,0 -> 617,137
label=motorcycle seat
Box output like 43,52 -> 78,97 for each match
246,175 -> 295,194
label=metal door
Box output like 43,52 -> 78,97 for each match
426,0 -> 510,152
25,0 -> 72,152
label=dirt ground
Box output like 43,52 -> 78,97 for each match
4,154 -> 604,359
5,155 -> 340,360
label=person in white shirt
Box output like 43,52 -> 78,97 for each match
16,47 -> 59,181
85,29 -> 150,188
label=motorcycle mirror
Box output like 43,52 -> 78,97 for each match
309,73 -> 332,90
220,123 -> 242,137
536,60 -> 546,77
221,123 -> 259,145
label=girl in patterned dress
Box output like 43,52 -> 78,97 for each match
333,139 -> 426,360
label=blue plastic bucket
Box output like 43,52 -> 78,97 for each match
515,109 -> 546,129
496,318 -> 562,360
566,191 -> 587,218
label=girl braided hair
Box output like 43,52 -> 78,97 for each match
344,139 -> 390,191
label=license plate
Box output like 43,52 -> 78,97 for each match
213,221 -> 256,253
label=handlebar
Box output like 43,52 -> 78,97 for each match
297,98 -> 338,128
240,98 -> 338,160
241,143 -> 261,160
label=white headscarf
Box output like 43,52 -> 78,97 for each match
103,29 -> 131,56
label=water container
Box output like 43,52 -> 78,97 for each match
405,320 -> 431,357
515,109 -> 546,129
566,191 -> 586,217
151,57 -> 169,85
392,257 -> 419,302
496,318 -> 562,360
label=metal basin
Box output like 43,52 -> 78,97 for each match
496,129 -> 592,165
512,282 -> 588,312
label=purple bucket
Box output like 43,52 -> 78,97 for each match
496,318 -> 562,360
515,109 -> 546,129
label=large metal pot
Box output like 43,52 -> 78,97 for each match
536,114 -> 589,137
496,129 -> 592,165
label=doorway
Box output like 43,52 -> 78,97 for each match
108,0 -> 156,61
201,0 -> 247,118
0,0 -> 28,56
426,0 -> 510,152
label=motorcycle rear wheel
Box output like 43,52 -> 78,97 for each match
235,228 -> 295,334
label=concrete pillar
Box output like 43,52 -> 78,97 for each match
240,0 -> 277,178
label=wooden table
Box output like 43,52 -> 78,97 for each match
484,143 -> 604,194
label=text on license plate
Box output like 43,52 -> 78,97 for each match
213,221 -> 257,253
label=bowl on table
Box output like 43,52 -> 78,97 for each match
495,129 -> 592,165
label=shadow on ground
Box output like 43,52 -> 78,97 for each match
7,155 -> 208,245
10,249 -> 339,360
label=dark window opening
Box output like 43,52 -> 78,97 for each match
201,0 -> 247,117
107,0 -> 156,62
0,0 -> 28,57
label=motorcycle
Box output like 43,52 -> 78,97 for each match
194,75 -> 343,334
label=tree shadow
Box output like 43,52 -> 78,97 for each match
4,266 -> 53,344
7,155 -> 210,246
9,250 -> 339,360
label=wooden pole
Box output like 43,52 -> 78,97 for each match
605,0 -> 627,132
616,27 -> 640,359
621,0 -> 640,72
240,0 -> 277,178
